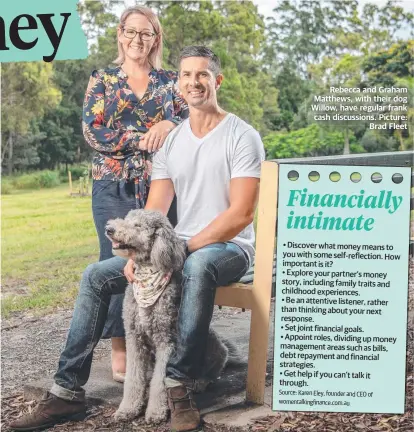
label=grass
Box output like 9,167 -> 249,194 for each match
1,184 -> 98,318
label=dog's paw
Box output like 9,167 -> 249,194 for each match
114,406 -> 142,422
145,406 -> 169,425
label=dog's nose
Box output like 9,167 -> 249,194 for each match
106,227 -> 115,235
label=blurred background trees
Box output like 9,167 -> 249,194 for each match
1,0 -> 413,175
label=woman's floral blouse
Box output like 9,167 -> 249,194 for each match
82,67 -> 188,206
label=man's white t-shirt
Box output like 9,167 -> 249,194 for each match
151,113 -> 265,264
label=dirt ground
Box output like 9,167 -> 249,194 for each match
1,262 -> 413,431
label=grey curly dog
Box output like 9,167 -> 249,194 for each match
105,209 -> 241,425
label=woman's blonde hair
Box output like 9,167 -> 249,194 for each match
114,6 -> 163,69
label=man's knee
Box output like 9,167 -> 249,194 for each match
183,249 -> 216,282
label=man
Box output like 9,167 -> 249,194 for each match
10,46 -> 265,432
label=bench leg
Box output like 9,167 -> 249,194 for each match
246,299 -> 271,404
245,161 -> 278,404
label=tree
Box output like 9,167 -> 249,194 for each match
263,1 -> 362,132
355,1 -> 413,55
265,0 -> 360,77
388,76 -> 412,150
35,60 -> 93,169
308,53 -> 364,89
307,89 -> 379,155
264,124 -> 364,159
3,0 -> 410,174
1,63 -> 61,174
77,0 -> 119,41
363,40 -> 414,87
265,0 -> 412,136
145,0 -> 276,131
360,129 -> 397,153
146,1 -> 224,68
270,64 -> 311,131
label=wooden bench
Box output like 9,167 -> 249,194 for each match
214,161 -> 278,405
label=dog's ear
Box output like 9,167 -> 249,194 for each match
150,226 -> 186,272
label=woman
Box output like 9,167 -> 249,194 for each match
82,6 -> 188,382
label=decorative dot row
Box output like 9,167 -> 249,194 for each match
287,171 -> 404,184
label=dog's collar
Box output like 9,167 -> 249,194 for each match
132,266 -> 173,308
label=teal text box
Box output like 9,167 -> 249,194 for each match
272,164 -> 411,414
0,0 -> 87,62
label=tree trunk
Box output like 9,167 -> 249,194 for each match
1,134 -> 9,164
8,133 -> 13,175
396,130 -> 405,151
343,127 -> 350,155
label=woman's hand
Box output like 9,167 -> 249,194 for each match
138,120 -> 176,153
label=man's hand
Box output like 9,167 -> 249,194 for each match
124,259 -> 135,283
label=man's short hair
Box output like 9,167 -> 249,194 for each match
179,46 -> 221,77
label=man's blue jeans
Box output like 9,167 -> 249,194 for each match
51,242 -> 249,402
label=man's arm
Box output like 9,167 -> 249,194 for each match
124,142 -> 175,282
187,177 -> 260,252
125,179 -> 175,282
144,133 -> 175,214
145,179 -> 175,215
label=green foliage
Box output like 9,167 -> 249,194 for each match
11,173 -> 40,190
1,0 -> 412,178
8,171 -> 61,191
275,0 -> 413,136
363,40 -> 414,87
265,0 -> 360,77
1,181 -> 13,195
360,129 -> 398,153
141,1 -> 272,130
309,53 -> 364,88
271,65 -> 311,131
150,1 -> 225,68
59,165 -> 90,182
77,0 -> 119,42
3,165 -> 92,193
37,60 -> 95,170
304,89 -> 369,154
37,171 -> 61,188
1,62 -> 62,175
356,1 -> 413,54
264,124 -> 364,159
1,62 -> 62,136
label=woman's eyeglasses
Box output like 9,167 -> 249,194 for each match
122,28 -> 156,41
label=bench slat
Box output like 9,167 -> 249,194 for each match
215,283 -> 253,309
